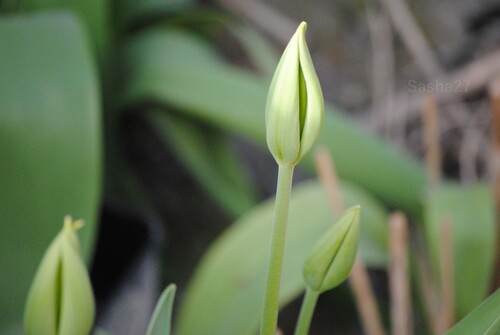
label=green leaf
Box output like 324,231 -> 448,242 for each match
147,109 -> 257,215
146,284 -> 177,335
0,11 -> 101,331
424,184 -> 497,318
176,180 -> 388,335
445,289 -> 500,335
122,27 -> 425,214
122,28 -> 258,215
116,0 -> 196,32
7,0 -> 110,59
228,22 -> 280,77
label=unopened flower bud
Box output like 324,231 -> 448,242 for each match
266,21 -> 324,166
24,216 -> 95,335
303,206 -> 360,293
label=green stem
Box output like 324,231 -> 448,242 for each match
294,288 -> 320,335
261,164 -> 295,335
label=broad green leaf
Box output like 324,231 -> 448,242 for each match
122,27 -> 425,213
5,0 -> 110,59
123,27 -> 220,71
0,12 -> 101,331
176,180 -> 388,335
445,289 -> 500,335
146,284 -> 177,335
229,23 -> 280,77
147,109 -> 257,215
122,28 -> 258,215
424,184 -> 496,318
116,0 -> 195,32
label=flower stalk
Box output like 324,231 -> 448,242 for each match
261,21 -> 324,335
293,288 -> 320,335
261,164 -> 294,335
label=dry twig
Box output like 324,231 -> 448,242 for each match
378,0 -> 444,79
488,77 -> 500,289
389,212 -> 412,335
422,94 -> 442,185
364,2 -> 397,140
414,238 -> 440,335
437,218 -> 455,333
349,261 -> 388,335
367,49 -> 500,130
314,148 -> 344,215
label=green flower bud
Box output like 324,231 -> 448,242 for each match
265,21 -> 324,166
24,216 -> 95,335
303,206 -> 360,293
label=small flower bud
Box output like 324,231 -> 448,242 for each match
24,216 -> 95,335
303,206 -> 360,293
265,22 -> 324,166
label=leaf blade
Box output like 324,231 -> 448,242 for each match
146,284 -> 177,335
0,11 -> 102,331
424,184 -> 497,318
445,289 -> 500,335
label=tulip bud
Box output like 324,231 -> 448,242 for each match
24,216 -> 95,335
303,206 -> 360,293
265,22 -> 324,166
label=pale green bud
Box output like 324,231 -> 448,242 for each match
303,206 -> 360,293
265,21 -> 324,166
24,216 -> 95,335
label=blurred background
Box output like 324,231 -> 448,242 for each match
1,0 -> 499,334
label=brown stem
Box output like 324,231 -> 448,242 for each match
414,237 -> 440,335
422,94 -> 442,185
437,217 -> 455,333
314,148 -> 344,215
489,78 -> 500,289
367,49 -> 500,132
378,0 -> 444,79
389,212 -> 412,335
350,259 -> 388,335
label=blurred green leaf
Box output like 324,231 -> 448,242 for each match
229,22 -> 280,77
445,289 -> 500,335
122,27 -> 425,214
122,28 -> 256,214
146,284 -> 177,335
147,109 -> 257,215
123,26 -> 220,70
424,184 -> 496,318
176,180 -> 388,335
116,0 -> 195,33
6,0 -> 110,59
0,11 -> 101,331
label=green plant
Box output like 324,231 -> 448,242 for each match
295,206 -> 360,335
24,218 -> 95,335
146,284 -> 177,335
261,22 -> 324,335
2,1 -> 499,334
0,12 -> 101,331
